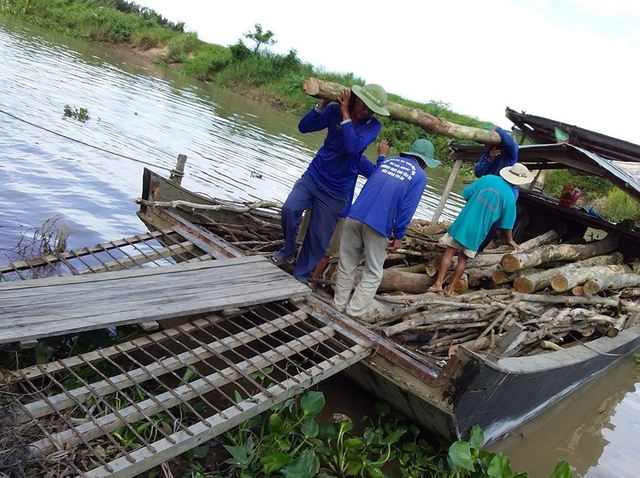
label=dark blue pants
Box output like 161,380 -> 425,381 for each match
478,221 -> 500,253
279,174 -> 347,280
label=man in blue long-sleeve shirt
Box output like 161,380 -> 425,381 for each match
271,83 -> 389,283
333,139 -> 440,319
474,126 -> 519,251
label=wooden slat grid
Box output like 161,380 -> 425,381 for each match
0,228 -> 213,281
2,300 -> 371,477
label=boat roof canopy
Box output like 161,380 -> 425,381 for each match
504,107 -> 640,163
448,108 -> 640,203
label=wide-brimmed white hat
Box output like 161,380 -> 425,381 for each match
500,163 -> 535,186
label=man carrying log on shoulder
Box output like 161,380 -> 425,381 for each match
333,139 -> 440,320
428,163 -> 535,296
270,83 -> 390,285
474,126 -> 519,251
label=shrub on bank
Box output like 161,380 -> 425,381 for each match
602,188 -> 640,224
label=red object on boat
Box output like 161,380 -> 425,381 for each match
558,186 -> 581,208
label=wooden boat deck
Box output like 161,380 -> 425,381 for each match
0,255 -> 311,344
0,229 -> 374,477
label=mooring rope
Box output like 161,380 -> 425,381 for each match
0,107 -> 170,171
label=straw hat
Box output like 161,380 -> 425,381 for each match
499,163 -> 535,185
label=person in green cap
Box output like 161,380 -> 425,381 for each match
333,139 -> 440,319
270,83 -> 390,285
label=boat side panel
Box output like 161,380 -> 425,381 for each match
452,335 -> 640,443
342,358 -> 459,443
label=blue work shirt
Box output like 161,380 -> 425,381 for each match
474,126 -> 520,199
299,103 -> 382,197
348,155 -> 427,239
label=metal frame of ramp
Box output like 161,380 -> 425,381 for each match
3,299 -> 372,477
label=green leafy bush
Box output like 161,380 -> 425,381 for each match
601,188 -> 640,224
164,31 -> 202,63
182,45 -> 233,80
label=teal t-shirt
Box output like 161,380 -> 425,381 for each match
447,175 -> 516,252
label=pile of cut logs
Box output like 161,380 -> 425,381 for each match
358,220 -> 640,361
188,201 -> 639,362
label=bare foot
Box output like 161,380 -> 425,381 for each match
444,286 -> 456,297
427,285 -> 443,293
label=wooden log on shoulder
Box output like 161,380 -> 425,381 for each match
303,78 -> 501,143
550,264 -> 631,292
501,235 -> 619,273
513,252 -> 624,293
583,273 -> 640,295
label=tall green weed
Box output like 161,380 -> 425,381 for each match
181,45 -> 233,80
602,188 -> 640,223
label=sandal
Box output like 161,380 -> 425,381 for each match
269,251 -> 293,266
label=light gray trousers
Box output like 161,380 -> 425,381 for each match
333,218 -> 389,317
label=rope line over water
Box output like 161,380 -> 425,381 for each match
0,107 -> 169,171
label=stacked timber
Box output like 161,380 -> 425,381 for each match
174,198 -> 639,363
368,221 -> 640,363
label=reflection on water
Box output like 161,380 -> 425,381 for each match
487,353 -> 640,478
1,14 -> 638,477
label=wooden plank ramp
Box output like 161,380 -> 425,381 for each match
3,298 -> 373,477
0,255 -> 310,344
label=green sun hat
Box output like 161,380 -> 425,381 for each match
402,139 -> 441,168
351,84 -> 390,116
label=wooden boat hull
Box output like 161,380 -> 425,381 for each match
138,167 -> 640,444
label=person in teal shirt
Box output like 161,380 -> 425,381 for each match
428,163 -> 534,296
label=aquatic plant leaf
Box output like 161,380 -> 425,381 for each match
345,455 -> 365,475
468,424 -> 485,450
192,445 -> 210,459
343,437 -> 364,449
364,463 -> 386,478
375,402 -> 391,417
486,453 -> 518,478
269,413 -> 286,434
300,391 -> 325,417
281,449 -> 320,478
447,441 -> 475,472
384,428 -> 407,445
300,417 -> 320,438
260,452 -> 291,473
182,365 -> 197,383
34,342 -> 53,364
548,460 -> 572,478
224,437 -> 255,466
